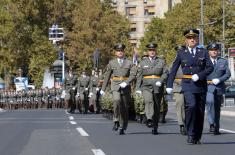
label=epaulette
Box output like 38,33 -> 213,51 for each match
197,45 -> 205,49
217,56 -> 225,60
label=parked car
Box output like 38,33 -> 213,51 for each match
225,85 -> 235,99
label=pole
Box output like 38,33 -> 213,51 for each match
222,0 -> 225,56
200,0 -> 204,45
62,51 -> 65,83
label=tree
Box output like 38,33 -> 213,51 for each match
66,0 -> 130,73
140,0 -> 235,64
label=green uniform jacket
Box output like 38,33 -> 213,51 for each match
64,74 -> 78,100
77,76 -> 90,94
136,56 -> 168,93
101,57 -> 136,92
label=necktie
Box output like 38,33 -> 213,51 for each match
213,60 -> 216,66
191,49 -> 195,57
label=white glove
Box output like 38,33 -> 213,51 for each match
100,90 -> 105,96
192,74 -> 199,82
88,93 -> 93,97
61,93 -> 65,99
119,82 -> 127,88
155,81 -> 162,87
136,90 -> 142,95
166,88 -> 173,94
76,93 -> 80,98
72,87 -> 76,90
96,88 -> 100,91
85,88 -> 88,91
212,78 -> 220,85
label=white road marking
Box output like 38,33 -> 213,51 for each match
65,110 -> 69,115
92,149 -> 106,155
220,128 -> 235,134
70,121 -> 77,125
69,116 -> 74,120
76,127 -> 89,136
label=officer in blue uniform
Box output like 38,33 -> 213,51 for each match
206,43 -> 231,135
166,29 -> 214,144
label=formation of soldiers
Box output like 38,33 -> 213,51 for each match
0,88 -> 64,109
98,28 -> 230,145
0,28 -> 231,145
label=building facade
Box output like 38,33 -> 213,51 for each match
111,0 -> 181,47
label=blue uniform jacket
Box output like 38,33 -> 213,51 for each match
207,57 -> 231,95
167,47 -> 214,93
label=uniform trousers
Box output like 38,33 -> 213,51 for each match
206,91 -> 222,131
112,91 -> 130,130
174,93 -> 185,126
184,92 -> 205,140
142,90 -> 162,128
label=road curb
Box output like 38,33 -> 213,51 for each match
221,110 -> 235,117
0,108 -> 5,112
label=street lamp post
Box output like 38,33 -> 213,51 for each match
49,24 -> 65,84
200,0 -> 204,46
222,0 -> 225,56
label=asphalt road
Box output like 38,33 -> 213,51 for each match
0,104 -> 235,155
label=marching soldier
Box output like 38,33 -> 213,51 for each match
158,55 -> 168,124
173,45 -> 186,135
136,43 -> 168,135
77,70 -> 90,114
206,43 -> 231,135
100,43 -> 136,135
63,67 -> 78,113
166,29 -> 213,144
89,70 -> 101,114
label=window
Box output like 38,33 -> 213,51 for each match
126,7 -> 136,16
144,6 -> 155,16
130,22 -> 137,32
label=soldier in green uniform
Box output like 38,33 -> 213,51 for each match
173,45 -> 186,135
136,43 -> 168,135
63,67 -> 78,113
77,70 -> 90,114
158,55 -> 168,124
100,43 -> 136,135
89,70 -> 101,114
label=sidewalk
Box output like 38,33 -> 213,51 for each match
221,106 -> 235,117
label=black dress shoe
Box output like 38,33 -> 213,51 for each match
68,110 -> 75,114
146,119 -> 153,128
209,124 -> 215,132
152,127 -> 158,135
160,116 -> 166,124
214,130 -> 221,135
112,121 -> 120,131
187,136 -> 196,145
195,140 -> 201,144
119,128 -> 125,135
180,125 -> 187,135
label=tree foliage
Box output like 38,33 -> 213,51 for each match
66,0 -> 130,72
0,0 -> 130,87
140,0 -> 235,65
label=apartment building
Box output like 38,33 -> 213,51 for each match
111,0 -> 181,47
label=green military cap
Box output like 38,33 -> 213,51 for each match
146,43 -> 158,50
183,29 -> 199,37
114,44 -> 126,51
